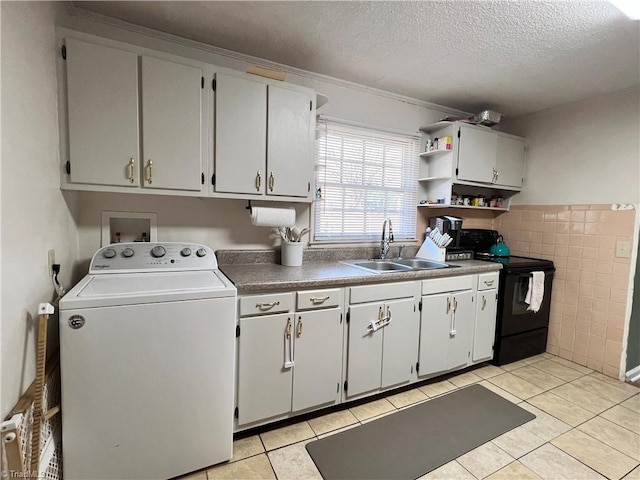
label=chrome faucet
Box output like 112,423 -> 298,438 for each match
380,218 -> 394,259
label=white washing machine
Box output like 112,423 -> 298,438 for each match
59,242 -> 237,480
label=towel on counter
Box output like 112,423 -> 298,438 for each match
525,271 -> 545,313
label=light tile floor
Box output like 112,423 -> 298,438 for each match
180,353 -> 640,480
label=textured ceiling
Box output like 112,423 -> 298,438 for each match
72,1 -> 640,118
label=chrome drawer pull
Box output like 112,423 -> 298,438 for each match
484,279 -> 495,286
296,317 -> 303,338
256,301 -> 280,310
310,295 -> 330,304
482,295 -> 487,310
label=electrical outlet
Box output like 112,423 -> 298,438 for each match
48,249 -> 56,272
616,241 -> 631,258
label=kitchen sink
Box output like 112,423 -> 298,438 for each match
343,258 -> 457,274
392,258 -> 452,269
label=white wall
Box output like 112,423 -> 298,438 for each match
501,87 -> 640,205
0,2 -> 80,417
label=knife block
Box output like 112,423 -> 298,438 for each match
415,236 -> 447,262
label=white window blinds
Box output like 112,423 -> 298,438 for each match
314,119 -> 419,242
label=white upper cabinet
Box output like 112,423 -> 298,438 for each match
65,39 -> 140,187
141,56 -> 203,191
495,133 -> 525,188
213,77 -> 314,200
457,123 -> 498,184
63,37 -> 206,194
214,73 -> 267,195
266,85 -> 314,198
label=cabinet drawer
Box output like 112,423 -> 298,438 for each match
421,275 -> 473,295
239,292 -> 294,317
297,288 -> 341,310
477,272 -> 499,291
349,281 -> 416,304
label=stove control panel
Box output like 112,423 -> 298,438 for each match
445,250 -> 473,261
90,242 -> 218,273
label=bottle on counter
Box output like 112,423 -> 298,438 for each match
115,232 -> 121,243
141,232 -> 148,242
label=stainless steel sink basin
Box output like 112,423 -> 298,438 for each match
392,258 -> 451,270
349,260 -> 412,272
342,258 -> 458,274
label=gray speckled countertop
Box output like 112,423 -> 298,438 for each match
217,248 -> 502,292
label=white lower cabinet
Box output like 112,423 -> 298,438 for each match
418,276 -> 475,377
346,282 -> 419,397
473,273 -> 499,362
236,292 -> 342,426
235,273 -> 500,429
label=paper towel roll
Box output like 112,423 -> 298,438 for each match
250,207 -> 296,227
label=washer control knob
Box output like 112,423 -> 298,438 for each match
151,245 -> 166,258
196,248 -> 207,257
103,248 -> 117,259
122,248 -> 135,258
180,248 -> 192,257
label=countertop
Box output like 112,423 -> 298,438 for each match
217,248 -> 501,292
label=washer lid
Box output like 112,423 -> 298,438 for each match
78,271 -> 227,297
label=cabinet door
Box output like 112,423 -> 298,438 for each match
457,124 -> 497,184
215,73 -> 267,195
65,39 -> 140,187
418,293 -> 451,376
473,289 -> 498,362
292,309 -> 343,412
381,298 -> 418,389
448,290 -> 475,370
495,134 -> 525,188
237,313 -> 293,425
347,303 -> 384,396
141,56 -> 203,191
267,85 -> 313,198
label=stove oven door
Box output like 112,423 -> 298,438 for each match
498,268 -> 554,336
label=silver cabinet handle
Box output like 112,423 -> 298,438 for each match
310,295 -> 330,304
446,297 -> 451,314
145,159 -> 153,184
127,158 -> 135,183
255,171 -> 261,191
268,172 -> 275,192
256,301 -> 280,310
484,279 -> 495,286
285,318 -> 292,340
481,295 -> 487,310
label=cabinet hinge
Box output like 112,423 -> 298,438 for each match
411,364 -> 414,374
201,76 -> 204,89
336,382 -> 340,393
457,129 -> 461,138
61,45 -> 67,60
201,173 -> 205,185
343,380 -> 348,392
418,300 -> 422,312
307,182 -> 311,193
234,406 -> 238,419
65,161 -> 71,175
340,313 -> 343,324
212,78 -> 217,91
309,100 -> 312,111
346,309 -> 350,323
416,362 -> 420,373
455,168 -> 459,176
211,173 -> 216,186
235,325 -> 240,338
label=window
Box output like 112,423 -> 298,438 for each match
314,119 -> 419,243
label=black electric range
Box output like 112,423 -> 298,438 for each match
460,229 -> 556,365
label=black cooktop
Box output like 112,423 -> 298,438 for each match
474,253 -> 555,270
